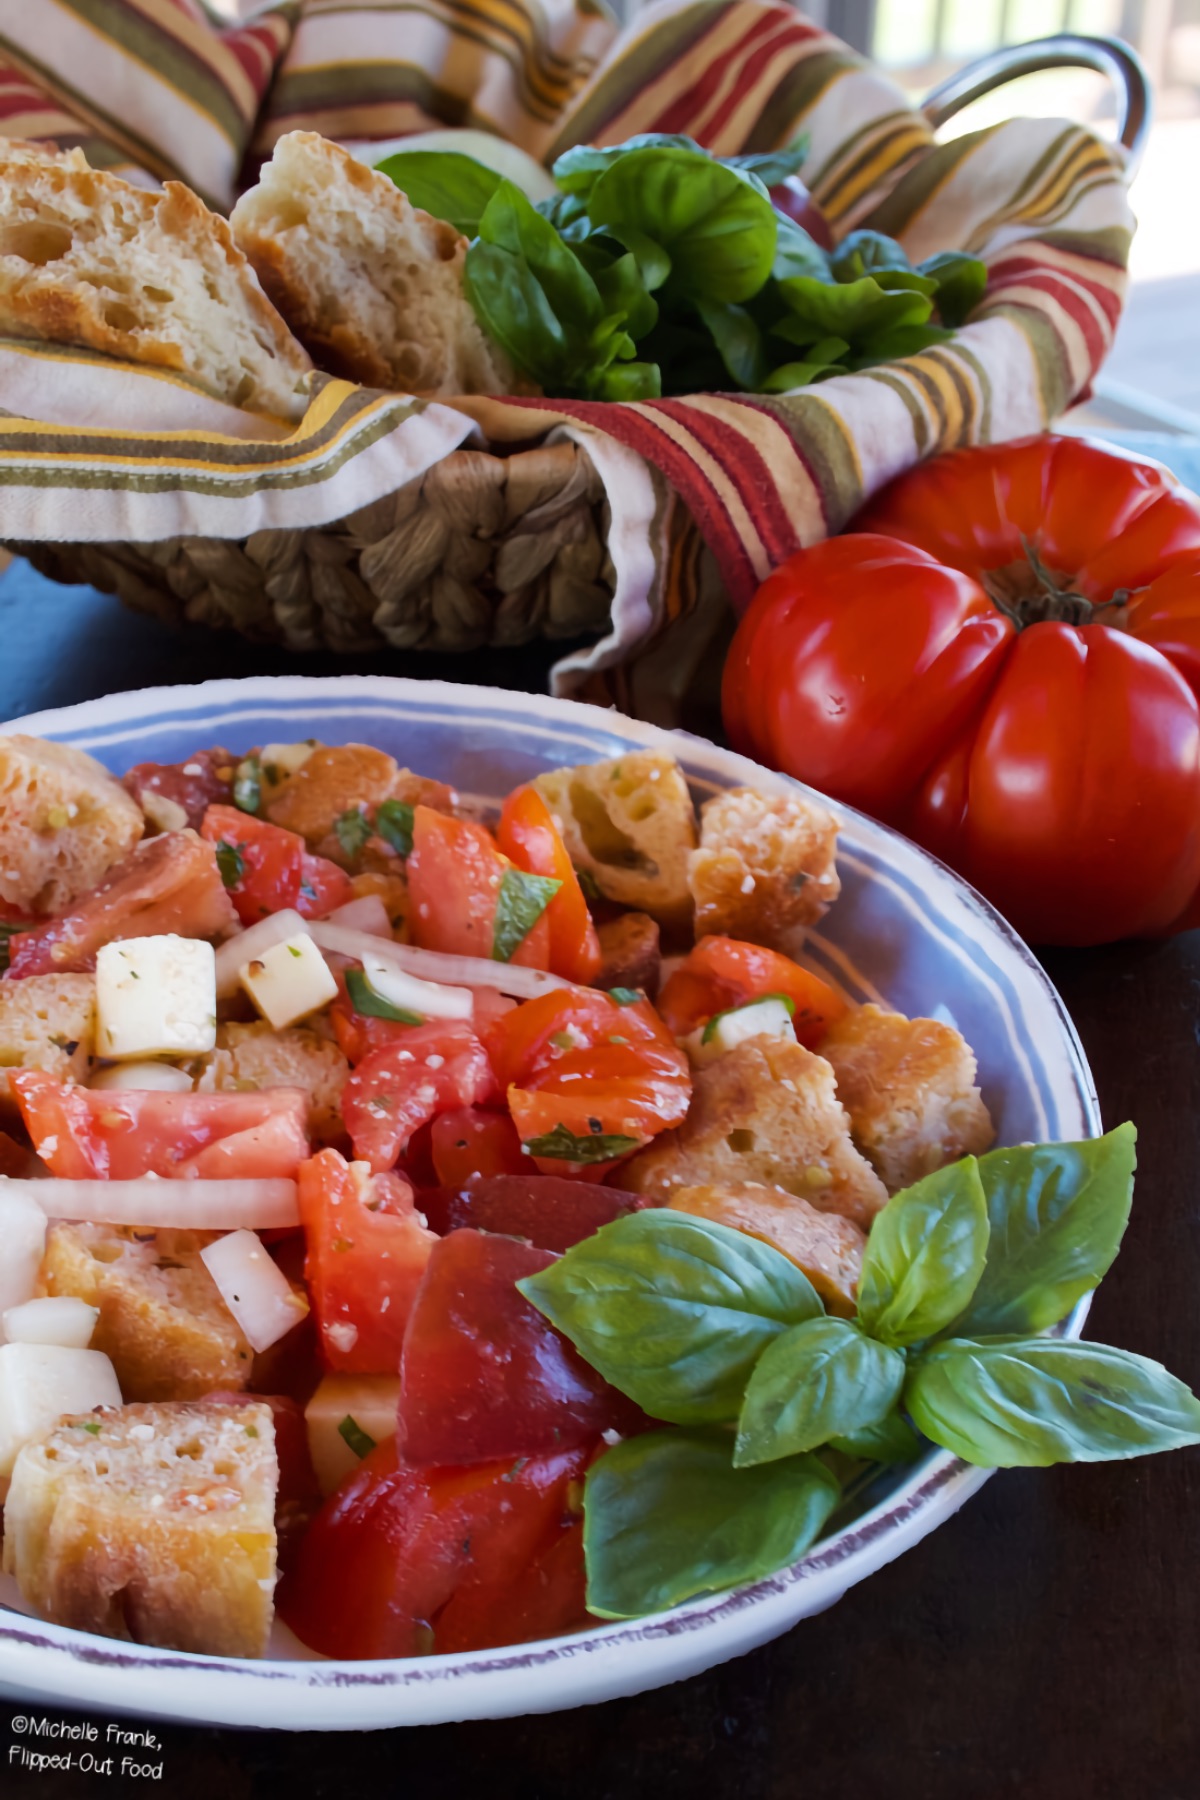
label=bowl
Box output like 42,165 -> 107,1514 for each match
0,674 -> 1100,1730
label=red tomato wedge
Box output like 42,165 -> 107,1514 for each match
497,786 -> 601,984
484,988 -> 690,1175
277,1438 -> 591,1659
10,1073 -> 309,1180
5,831 -> 236,979
656,936 -> 847,1043
405,806 -> 551,967
298,1148 -> 438,1373
429,1107 -> 525,1186
340,1020 -> 498,1173
419,1174 -> 647,1252
398,1230 -> 645,1465
434,1516 -> 589,1653
201,805 -> 352,927
122,748 -> 234,830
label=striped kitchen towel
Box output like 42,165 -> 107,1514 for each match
0,0 -> 1134,706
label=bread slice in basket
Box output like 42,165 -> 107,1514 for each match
231,131 -> 515,397
0,140 -> 313,420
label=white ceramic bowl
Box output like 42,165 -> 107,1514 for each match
0,676 -> 1099,1730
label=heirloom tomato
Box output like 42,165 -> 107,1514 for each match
723,435 -> 1200,944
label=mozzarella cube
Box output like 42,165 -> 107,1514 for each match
89,1060 -> 194,1092
200,1230 -> 309,1353
305,1374 -> 400,1495
95,935 -> 216,1060
0,1186 -> 47,1336
0,1342 -> 121,1477
684,995 -> 797,1068
2,1297 -> 98,1349
239,931 -> 337,1030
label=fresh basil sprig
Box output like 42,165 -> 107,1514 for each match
375,798 -> 415,858
856,1159 -> 990,1348
334,807 -> 372,862
492,865 -> 561,962
524,1123 -> 641,1164
735,1317 -> 905,1466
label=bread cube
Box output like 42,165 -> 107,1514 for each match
2,1400 -> 278,1657
263,743 -> 402,847
0,735 -> 143,916
689,786 -> 840,947
534,752 -> 698,931
820,1003 -> 995,1192
596,912 -> 661,996
666,1182 -> 865,1316
0,971 -> 95,1109
192,1020 -> 348,1142
626,1036 -> 887,1230
39,1223 -> 252,1402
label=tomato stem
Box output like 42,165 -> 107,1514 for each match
981,536 -> 1139,629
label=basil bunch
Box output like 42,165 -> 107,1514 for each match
377,135 -> 986,400
520,1124 -> 1200,1620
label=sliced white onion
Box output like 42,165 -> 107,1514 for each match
362,953 -> 473,1021
215,907 -> 307,998
200,1229 -> 309,1352
0,1190 -> 47,1336
89,1061 -> 195,1093
2,1296 -> 99,1349
324,895 -> 393,939
2,1174 -> 300,1231
309,922 -> 570,999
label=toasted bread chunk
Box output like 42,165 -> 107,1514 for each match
39,1224 -> 252,1402
689,786 -> 840,947
820,1003 -> 995,1192
192,1020 -> 348,1143
0,141 -> 312,419
263,743 -> 402,846
0,972 -> 94,1108
596,912 -> 661,996
534,752 -> 697,932
625,1036 -> 887,1230
0,735 -> 144,917
667,1180 -> 865,1316
2,1399 -> 278,1657
231,131 -> 512,397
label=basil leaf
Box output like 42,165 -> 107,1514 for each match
583,1427 -> 839,1618
594,250 -> 659,340
858,1159 -> 990,1349
232,754 -> 261,815
480,180 -> 602,331
725,138 -> 809,187
492,866 -> 561,962
906,1337 -> 1200,1467
524,1123 -> 641,1163
771,215 -> 832,281
337,1414 -> 377,1460
759,357 -> 844,392
334,807 -> 372,861
464,240 -> 570,387
776,274 -> 933,344
588,361 -> 663,401
829,1411 -> 924,1465
950,1126 -> 1136,1338
695,298 -> 767,390
588,148 -> 777,305
608,987 -> 642,1005
517,1208 -> 823,1423
345,966 -> 421,1025
830,229 -> 913,282
214,839 -> 245,889
552,133 -> 704,198
734,1317 -> 906,1465
920,249 -> 988,326
375,150 -> 503,235
375,798 -> 414,859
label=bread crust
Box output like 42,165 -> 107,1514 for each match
534,752 -> 698,933
0,734 -> 144,916
689,786 -> 841,947
0,972 -> 94,1108
192,1020 -> 349,1143
667,1180 -> 865,1315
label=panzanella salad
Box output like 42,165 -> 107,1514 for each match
0,733 -> 1194,1661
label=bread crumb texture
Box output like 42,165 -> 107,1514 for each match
2,1399 -> 278,1657
0,140 -> 312,419
0,972 -> 95,1106
0,734 -> 143,916
668,1180 -> 865,1316
534,752 -> 698,930
192,1020 -> 349,1143
690,786 -> 840,947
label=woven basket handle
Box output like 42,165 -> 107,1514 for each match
921,32 -> 1151,172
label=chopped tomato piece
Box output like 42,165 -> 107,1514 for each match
429,1108 -> 525,1186
341,1021 -> 498,1173
406,806 -> 550,968
277,1438 -> 591,1659
419,1173 -> 648,1252
332,982 -> 517,1069
497,786 -> 601,984
200,804 -> 352,927
298,1148 -> 438,1373
122,748 -> 234,830
484,988 -> 690,1175
10,1073 -> 309,1179
656,935 -> 847,1044
398,1230 -> 644,1465
4,831 -> 236,979
434,1517 -> 590,1653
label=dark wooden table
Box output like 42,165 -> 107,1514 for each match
1,564 -> 1197,1800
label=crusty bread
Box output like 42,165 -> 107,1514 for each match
625,1036 -> 888,1229
0,734 -> 144,916
596,911 -> 661,996
689,786 -> 841,947
192,1020 -> 348,1143
0,972 -> 94,1108
264,742 -> 403,848
820,1003 -> 995,1193
667,1180 -> 865,1316
39,1224 -> 252,1402
230,131 -> 513,397
534,752 -> 698,933
2,1399 -> 278,1657
0,140 -> 312,420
